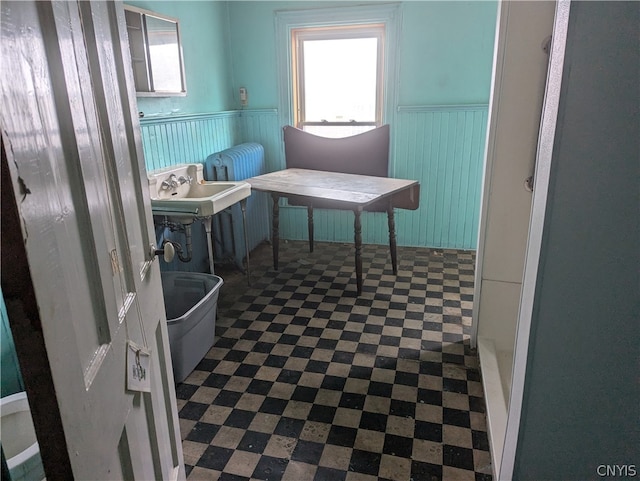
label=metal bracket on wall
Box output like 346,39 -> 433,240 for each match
542,35 -> 552,55
525,176 -> 534,192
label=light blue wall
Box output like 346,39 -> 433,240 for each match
125,0 -> 233,117
225,1 -> 496,249
398,2 -> 496,105
225,1 -> 497,108
140,112 -> 239,170
136,1 -> 498,251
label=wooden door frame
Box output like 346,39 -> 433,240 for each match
1,137 -> 74,480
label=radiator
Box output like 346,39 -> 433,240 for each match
204,143 -> 270,270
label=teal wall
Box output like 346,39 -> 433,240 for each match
514,2 -> 639,478
140,112 -> 239,170
225,1 -> 497,108
136,1 -> 498,251
125,0 -> 233,117
398,2 -> 496,105
227,1 -> 496,249
1,289 -> 24,398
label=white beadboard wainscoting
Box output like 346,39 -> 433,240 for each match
138,105 -> 487,251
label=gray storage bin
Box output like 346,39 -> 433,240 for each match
161,272 -> 223,383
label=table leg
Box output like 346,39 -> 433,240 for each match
240,198 -> 251,285
271,193 -> 280,270
354,207 -> 363,295
307,204 -> 314,253
387,202 -> 398,275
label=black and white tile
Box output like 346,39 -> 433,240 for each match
175,240 -> 492,481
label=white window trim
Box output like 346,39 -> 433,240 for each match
293,24 -> 384,130
275,3 -> 402,138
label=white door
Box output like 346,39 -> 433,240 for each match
1,1 -> 185,479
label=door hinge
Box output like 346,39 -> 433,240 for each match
110,249 -> 121,274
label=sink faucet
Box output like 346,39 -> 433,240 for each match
178,175 -> 192,185
161,174 -> 179,190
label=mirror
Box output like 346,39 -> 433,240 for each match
124,5 -> 186,96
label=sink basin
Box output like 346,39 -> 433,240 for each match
147,164 -> 251,220
152,181 -> 250,217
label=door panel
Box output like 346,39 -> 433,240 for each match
0,1 -> 184,479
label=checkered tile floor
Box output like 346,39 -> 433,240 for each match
175,240 -> 492,480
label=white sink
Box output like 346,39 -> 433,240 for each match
147,164 -> 251,220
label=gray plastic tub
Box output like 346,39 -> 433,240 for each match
161,272 -> 223,383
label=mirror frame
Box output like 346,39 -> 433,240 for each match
124,5 -> 187,97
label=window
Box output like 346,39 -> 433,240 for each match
292,25 -> 384,138
276,4 -> 400,142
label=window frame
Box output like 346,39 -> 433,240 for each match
292,24 -> 385,131
276,3 -> 401,147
